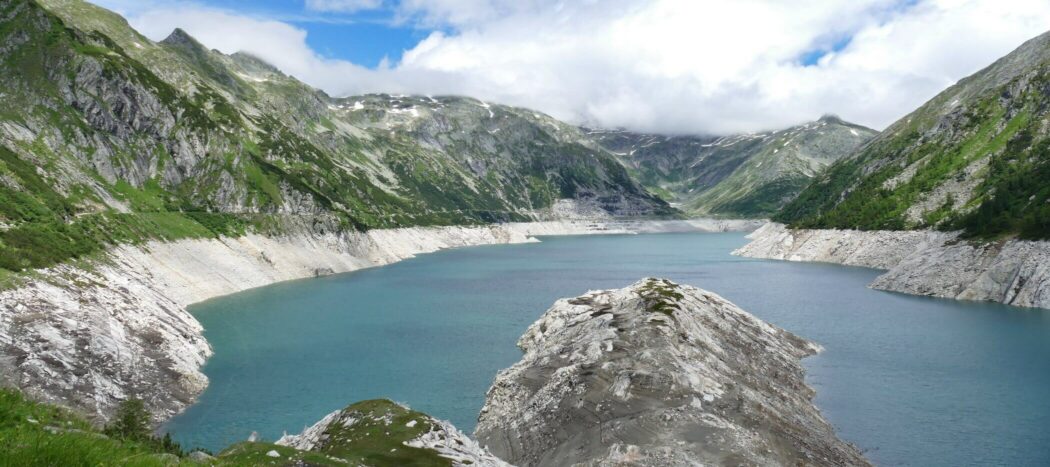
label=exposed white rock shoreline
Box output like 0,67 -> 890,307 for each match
0,217 -> 761,423
734,223 -> 1050,309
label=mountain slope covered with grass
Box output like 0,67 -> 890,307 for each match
776,30 -> 1050,240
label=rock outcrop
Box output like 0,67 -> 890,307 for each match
475,278 -> 868,466
276,399 -> 510,467
735,223 -> 1050,309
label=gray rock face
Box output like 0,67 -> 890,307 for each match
475,278 -> 868,467
735,223 -> 1050,309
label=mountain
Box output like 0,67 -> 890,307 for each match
776,30 -> 1050,240
587,116 -> 876,217
0,0 -> 671,273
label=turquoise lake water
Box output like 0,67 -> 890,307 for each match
164,232 -> 1050,466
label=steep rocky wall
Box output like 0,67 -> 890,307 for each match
734,223 -> 1050,309
475,278 -> 868,466
0,218 -> 759,424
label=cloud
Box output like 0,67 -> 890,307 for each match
98,0 -> 1050,135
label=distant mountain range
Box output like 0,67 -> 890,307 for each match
587,115 -> 877,217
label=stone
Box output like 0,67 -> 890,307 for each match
187,450 -> 215,462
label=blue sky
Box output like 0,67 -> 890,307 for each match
137,0 -> 433,67
295,19 -> 426,67
98,0 -> 1050,135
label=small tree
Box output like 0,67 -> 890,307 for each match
104,398 -> 185,456
105,398 -> 151,441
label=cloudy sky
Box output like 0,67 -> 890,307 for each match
95,0 -> 1050,135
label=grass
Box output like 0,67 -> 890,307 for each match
0,389 -> 184,466
775,67 -> 1050,240
637,278 -> 684,316
217,442 -> 347,466
0,389 -> 461,466
302,399 -> 451,467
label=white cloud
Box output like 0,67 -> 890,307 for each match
98,0 -> 1050,135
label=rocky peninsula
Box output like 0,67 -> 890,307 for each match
474,278 -> 868,466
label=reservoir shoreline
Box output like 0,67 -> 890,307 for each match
0,217 -> 760,424
735,222 -> 1050,309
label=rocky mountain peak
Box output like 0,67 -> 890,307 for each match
160,27 -> 201,48
591,117 -> 876,217
817,113 -> 845,124
230,51 -> 283,76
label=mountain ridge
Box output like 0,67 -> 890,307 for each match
588,116 -> 877,217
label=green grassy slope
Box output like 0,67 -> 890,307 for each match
776,30 -> 1050,240
0,389 -> 471,466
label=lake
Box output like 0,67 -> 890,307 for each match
164,232 -> 1050,466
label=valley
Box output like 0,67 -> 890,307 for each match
0,0 -> 1048,465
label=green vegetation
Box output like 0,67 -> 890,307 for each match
775,67 -> 1050,240
952,138 -> 1050,240
0,389 -> 187,466
638,278 -> 685,316
292,399 -> 452,467
217,442 -> 348,466
695,177 -> 810,218
0,388 -> 462,466
103,399 -> 183,457
595,120 -> 876,218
